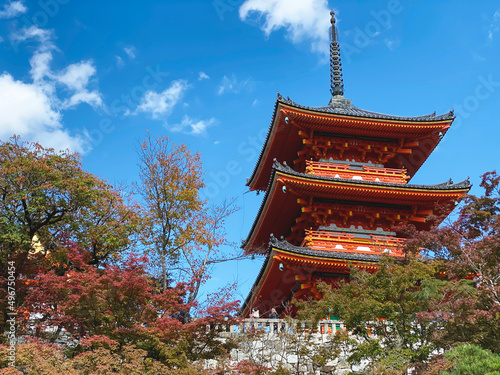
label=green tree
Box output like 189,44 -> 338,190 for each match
442,344 -> 500,375
295,171 -> 500,372
296,258 -> 441,373
0,136 -> 242,371
421,344 -> 500,375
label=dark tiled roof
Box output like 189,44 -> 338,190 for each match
274,160 -> 472,190
269,235 -> 383,262
277,93 -> 456,122
246,93 -> 455,188
239,235 -> 383,315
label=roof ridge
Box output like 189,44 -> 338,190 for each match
277,94 -> 455,122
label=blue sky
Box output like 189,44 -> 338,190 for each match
1,0 -> 499,303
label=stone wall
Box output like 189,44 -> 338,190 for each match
213,319 -> 368,374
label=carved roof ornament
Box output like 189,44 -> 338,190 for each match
330,10 -> 345,101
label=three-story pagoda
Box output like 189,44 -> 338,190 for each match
241,11 -> 471,317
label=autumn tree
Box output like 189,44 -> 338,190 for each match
405,171 -> 500,354
136,133 -> 241,306
0,337 -> 222,374
0,136 -> 242,372
441,170 -> 500,305
0,137 -> 142,266
0,137 -> 142,335
16,242 -> 239,370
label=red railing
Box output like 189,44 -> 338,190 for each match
306,161 -> 409,184
302,229 -> 406,256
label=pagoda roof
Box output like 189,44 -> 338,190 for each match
244,162 -> 471,254
280,94 -> 455,122
270,235 -> 384,261
240,236 -> 382,317
247,94 -> 455,191
274,161 -> 471,190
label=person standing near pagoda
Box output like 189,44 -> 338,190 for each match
250,308 -> 259,319
269,308 -> 279,319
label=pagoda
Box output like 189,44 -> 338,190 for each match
240,11 -> 471,318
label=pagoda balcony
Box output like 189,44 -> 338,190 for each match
305,161 -> 409,184
301,229 -> 406,256
218,318 -> 350,337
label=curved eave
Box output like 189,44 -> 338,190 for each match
279,167 -> 471,204
244,165 -> 471,254
240,241 -> 382,317
246,100 -> 302,192
283,106 -> 453,137
280,95 -> 455,123
247,96 -> 454,191
244,169 -> 299,254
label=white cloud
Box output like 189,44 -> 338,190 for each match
115,55 -> 124,67
384,38 -> 400,51
57,61 -> 96,91
0,1 -> 27,19
124,45 -> 137,59
62,90 -> 103,109
198,71 -> 210,81
217,75 -> 235,95
12,26 -> 54,48
13,27 -> 103,108
115,46 -> 138,67
472,53 -> 486,62
12,26 -> 103,108
0,73 -> 87,153
217,74 -> 254,95
1,26 -> 104,153
488,10 -> 500,40
239,0 -> 330,54
170,115 -> 216,136
133,80 -> 188,119
13,28 -> 102,104
132,80 -> 215,136
12,27 -> 56,84
30,50 -> 54,83
56,61 -> 103,108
